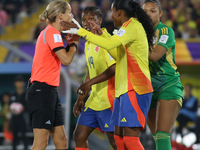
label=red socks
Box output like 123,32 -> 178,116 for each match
75,136 -> 143,150
123,136 -> 144,150
75,148 -> 89,150
114,135 -> 128,150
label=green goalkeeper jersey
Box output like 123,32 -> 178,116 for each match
150,22 -> 182,92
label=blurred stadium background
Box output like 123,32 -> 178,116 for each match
0,0 -> 200,149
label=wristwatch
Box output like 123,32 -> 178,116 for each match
65,43 -> 78,52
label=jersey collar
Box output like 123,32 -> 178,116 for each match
154,22 -> 162,30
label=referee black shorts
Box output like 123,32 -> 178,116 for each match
26,81 -> 64,130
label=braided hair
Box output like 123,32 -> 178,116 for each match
113,0 -> 155,51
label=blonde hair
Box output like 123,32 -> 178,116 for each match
39,0 -> 69,23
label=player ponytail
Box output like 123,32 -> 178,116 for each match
113,0 -> 154,51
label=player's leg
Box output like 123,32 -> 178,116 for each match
106,132 -> 117,150
111,98 -> 126,149
32,129 -> 50,150
147,92 -> 159,138
153,84 -> 183,150
73,124 -> 94,149
119,91 -> 152,150
147,108 -> 157,141
114,126 -> 127,150
73,107 -> 98,149
96,108 -> 116,150
155,99 -> 181,150
124,127 -> 144,150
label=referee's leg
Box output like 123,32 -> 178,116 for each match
32,128 -> 50,150
50,125 -> 68,149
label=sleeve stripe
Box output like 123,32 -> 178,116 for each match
43,27 -> 51,44
53,46 -> 65,52
122,20 -> 131,27
122,19 -> 132,28
124,19 -> 132,28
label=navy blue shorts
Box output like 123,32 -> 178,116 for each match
111,90 -> 152,130
77,107 -> 114,132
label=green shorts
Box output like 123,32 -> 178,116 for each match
150,83 -> 184,109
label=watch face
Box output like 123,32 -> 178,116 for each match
70,43 -> 77,48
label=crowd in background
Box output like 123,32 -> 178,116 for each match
0,75 -> 30,149
0,0 -> 200,38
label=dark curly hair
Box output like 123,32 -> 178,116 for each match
113,0 -> 155,51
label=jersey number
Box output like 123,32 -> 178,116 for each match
88,56 -> 95,69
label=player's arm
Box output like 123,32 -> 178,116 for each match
149,45 -> 167,63
78,28 -> 121,50
77,64 -> 116,95
61,20 -> 132,54
149,27 -> 175,63
73,70 -> 90,117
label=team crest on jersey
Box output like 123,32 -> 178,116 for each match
95,46 -> 99,52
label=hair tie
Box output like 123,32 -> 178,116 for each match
45,10 -> 49,19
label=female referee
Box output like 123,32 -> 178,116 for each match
143,0 -> 183,150
61,0 -> 155,149
26,1 -> 79,150
73,6 -> 117,150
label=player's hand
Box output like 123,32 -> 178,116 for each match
73,100 -> 84,117
88,21 -> 103,35
60,18 -> 80,29
61,18 -> 81,34
77,81 -> 92,95
65,34 -> 80,44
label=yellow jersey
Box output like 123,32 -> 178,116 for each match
78,18 -> 153,97
85,29 -> 116,111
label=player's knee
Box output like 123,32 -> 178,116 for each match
108,138 -> 117,150
107,134 -> 117,150
73,130 -> 86,142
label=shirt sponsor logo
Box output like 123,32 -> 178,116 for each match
116,29 -> 126,37
159,35 -> 169,44
95,46 -> 99,52
53,34 -> 62,43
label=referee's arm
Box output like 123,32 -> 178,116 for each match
54,47 -> 77,66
